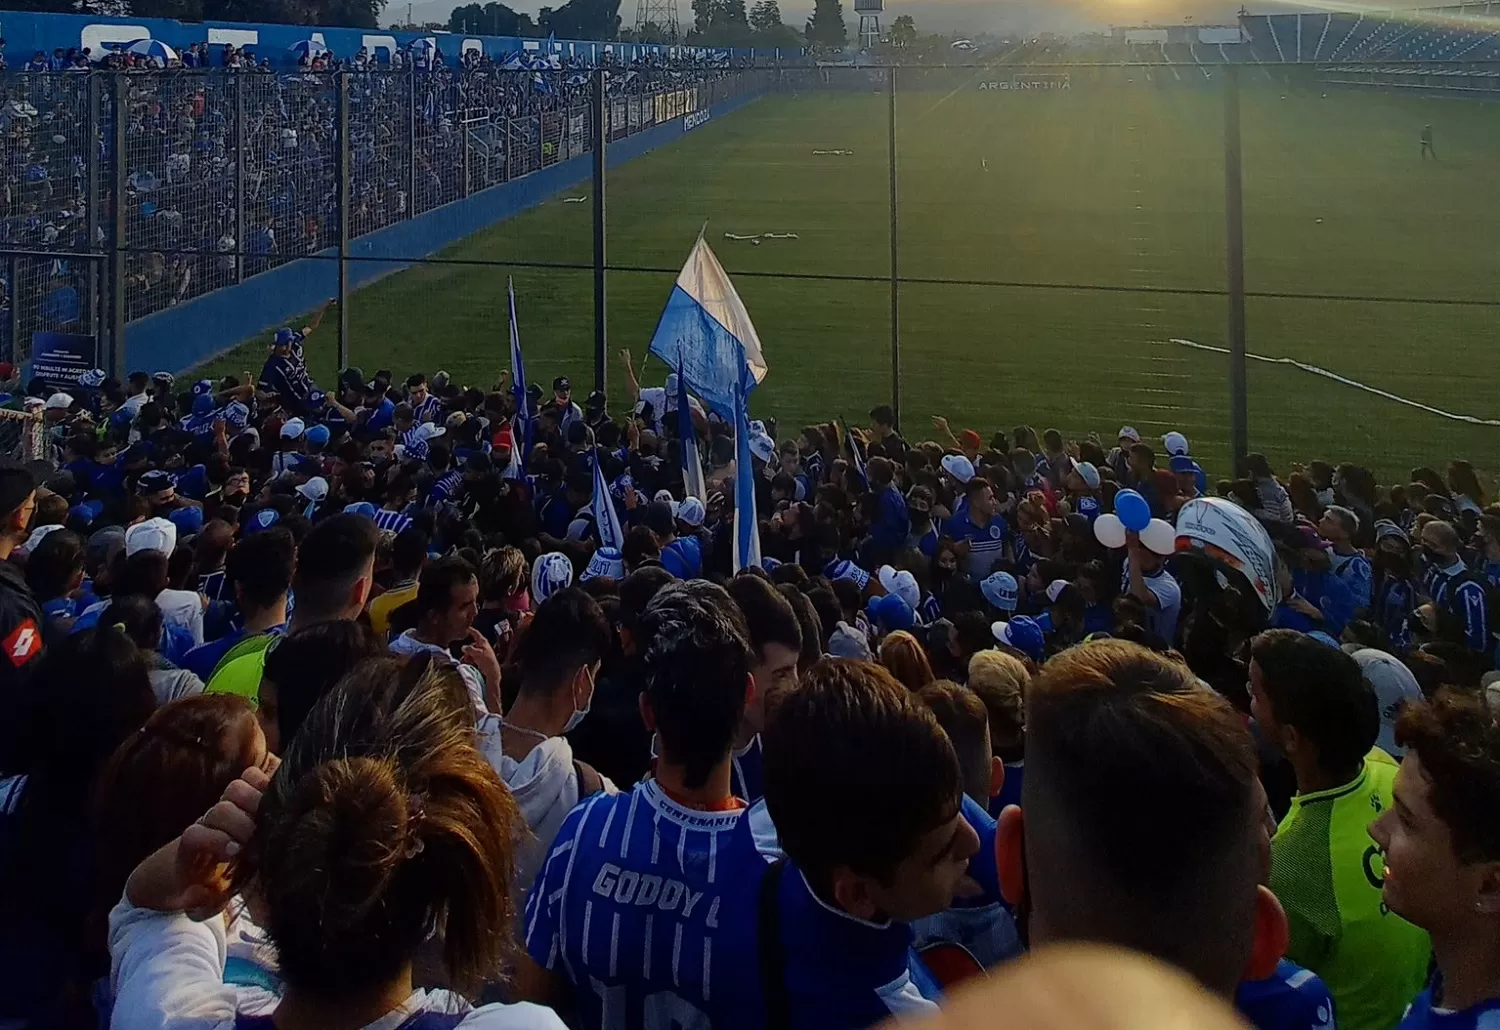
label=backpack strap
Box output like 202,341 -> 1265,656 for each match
574,759 -> 605,799
758,858 -> 790,1030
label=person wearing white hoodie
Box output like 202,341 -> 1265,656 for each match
389,555 -> 501,721
490,586 -> 616,899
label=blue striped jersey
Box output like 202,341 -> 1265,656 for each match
427,469 -> 464,508
1328,550 -> 1374,611
523,779 -> 767,1030
729,736 -> 763,805
1423,561 -> 1490,653
1236,959 -> 1335,1030
1398,989 -> 1500,1029
412,393 -> 442,425
940,511 -> 1011,581
374,508 -> 413,534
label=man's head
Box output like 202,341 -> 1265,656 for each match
553,375 -> 571,405
967,477 -> 998,523
918,679 -> 1002,808
638,581 -> 752,789
968,649 -> 1028,764
291,514 -> 379,623
765,659 -> 977,923
414,556 -> 479,645
727,574 -> 803,733
0,459 -> 38,545
1370,689 -> 1500,939
1419,519 -> 1461,566
406,372 -> 428,406
226,527 -> 295,617
1248,629 -> 1379,782
998,640 -> 1283,996
869,404 -> 896,438
385,527 -> 427,583
1318,506 -> 1358,547
512,587 -> 612,727
1127,443 -> 1156,479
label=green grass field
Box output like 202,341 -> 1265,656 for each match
197,72 -> 1500,485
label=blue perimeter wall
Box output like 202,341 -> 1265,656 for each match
126,90 -> 763,376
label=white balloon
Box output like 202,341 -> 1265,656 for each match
1094,513 -> 1127,550
1141,518 -> 1178,557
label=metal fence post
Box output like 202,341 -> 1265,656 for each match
87,74 -> 102,335
234,72 -> 246,284
887,66 -> 901,432
111,73 -> 128,378
1223,65 -> 1249,473
460,79 -> 471,198
337,70 -> 351,370
592,68 -> 607,395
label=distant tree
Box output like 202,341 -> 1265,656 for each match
539,0 -> 621,39
690,0 -> 714,34
448,0 -> 537,34
128,0 -> 203,18
748,0 -> 781,32
803,0 -> 845,46
621,20 -> 672,42
889,13 -> 916,47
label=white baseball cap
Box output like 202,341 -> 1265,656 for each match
1045,578 -> 1071,603
878,565 -> 920,611
279,418 -> 306,439
941,454 -> 975,483
23,523 -> 64,553
1074,461 -> 1101,490
45,392 -> 74,411
1162,431 -> 1190,456
295,476 -> 328,502
125,516 -> 177,557
676,496 -> 706,528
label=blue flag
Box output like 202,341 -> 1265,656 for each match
591,446 -> 626,551
648,236 -> 769,571
504,279 -> 532,481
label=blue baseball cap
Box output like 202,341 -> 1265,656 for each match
223,401 -> 250,431
867,592 -> 915,633
243,507 -> 282,534
274,328 -> 296,347
825,558 -> 871,591
343,501 -> 378,519
1168,454 -> 1197,475
992,615 -> 1046,660
305,424 -> 331,447
169,505 -> 205,536
192,378 -> 214,396
192,394 -> 216,416
307,390 -> 327,408
69,498 -> 105,526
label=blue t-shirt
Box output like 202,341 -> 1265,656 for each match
1236,959 -> 1335,1030
661,537 -> 703,580
942,511 -> 1010,582
730,735 -> 764,805
524,779 -> 767,1030
1075,494 -> 1101,523
768,863 -> 939,1028
1399,989 -> 1500,1029
364,397 -> 396,434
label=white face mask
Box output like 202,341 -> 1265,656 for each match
562,666 -> 595,734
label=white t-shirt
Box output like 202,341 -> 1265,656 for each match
1122,558 -> 1182,644
107,899 -> 567,1030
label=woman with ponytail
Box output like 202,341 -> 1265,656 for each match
109,653 -> 566,1030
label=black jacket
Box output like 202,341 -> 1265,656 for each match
0,558 -> 44,694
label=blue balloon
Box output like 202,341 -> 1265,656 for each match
1115,488 -> 1151,532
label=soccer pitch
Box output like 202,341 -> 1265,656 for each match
198,74 -> 1500,483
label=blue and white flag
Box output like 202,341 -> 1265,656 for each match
504,279 -> 532,481
678,361 -> 707,502
648,235 -> 768,571
842,416 -> 868,487
591,446 -> 626,551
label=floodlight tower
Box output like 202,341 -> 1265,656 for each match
855,0 -> 884,49
634,0 -> 681,42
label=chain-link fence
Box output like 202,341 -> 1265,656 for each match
3,60 -> 1497,481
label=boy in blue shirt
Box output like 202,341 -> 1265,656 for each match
519,582 -> 765,1030
1370,690 -> 1500,1029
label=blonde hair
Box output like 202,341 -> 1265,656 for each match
879,630 -> 935,692
968,649 -> 1029,754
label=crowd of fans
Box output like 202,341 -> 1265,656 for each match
0,48 -> 761,361
0,305 -> 1497,1030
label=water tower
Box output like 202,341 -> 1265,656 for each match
854,0 -> 883,49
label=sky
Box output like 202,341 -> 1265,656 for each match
391,0 -> 1454,40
